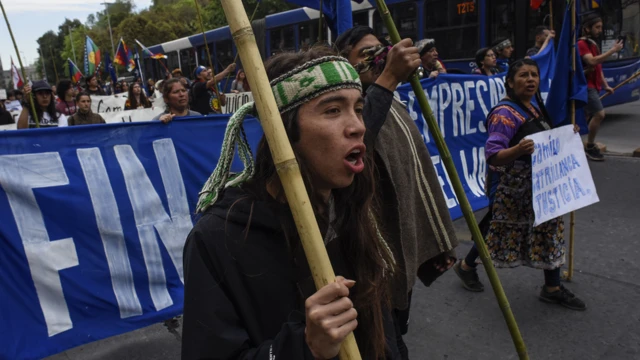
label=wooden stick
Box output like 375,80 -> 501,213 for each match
549,0 -> 554,31
220,1 -> 361,359
0,0 -> 39,128
375,0 -> 529,359
193,0 -> 222,103
566,0 -> 577,282
599,70 -> 640,100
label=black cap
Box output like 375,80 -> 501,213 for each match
31,80 -> 53,93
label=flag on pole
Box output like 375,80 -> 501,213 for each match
84,36 -> 101,76
135,39 -> 167,59
127,48 -> 136,72
114,38 -> 130,67
68,58 -> 84,84
545,0 -> 588,132
105,53 -> 118,87
10,57 -> 23,89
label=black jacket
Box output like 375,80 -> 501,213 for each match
182,186 -> 401,360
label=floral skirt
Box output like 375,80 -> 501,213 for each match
484,161 -> 565,270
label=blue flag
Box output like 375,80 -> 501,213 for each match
285,0 -> 353,36
105,52 -> 118,88
545,1 -> 589,133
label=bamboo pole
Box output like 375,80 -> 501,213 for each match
549,0 -> 554,31
599,71 -> 640,100
566,0 -> 578,282
0,0 -> 39,128
50,46 -> 59,84
375,0 -> 528,358
193,0 -> 223,105
220,1 -> 361,359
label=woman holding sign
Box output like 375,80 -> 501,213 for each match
453,59 -> 586,311
182,48 -> 400,359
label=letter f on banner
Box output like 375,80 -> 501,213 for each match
0,153 -> 79,337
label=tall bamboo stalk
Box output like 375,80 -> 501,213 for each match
0,0 -> 39,128
549,0 -> 554,31
375,0 -> 528,358
567,0 -> 577,281
220,1 -> 361,359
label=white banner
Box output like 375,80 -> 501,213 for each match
2,108 -> 163,130
221,92 -> 254,114
526,125 -> 600,226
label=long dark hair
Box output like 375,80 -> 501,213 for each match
505,58 -> 552,121
475,47 -> 492,70
34,90 -> 59,123
57,79 -> 74,100
241,46 -> 394,359
235,69 -> 250,91
127,82 -> 151,108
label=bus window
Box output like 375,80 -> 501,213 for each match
216,40 -> 234,72
373,2 -> 419,40
167,51 -> 179,73
300,20 -> 319,51
596,0 -> 640,61
424,0 -> 479,60
353,10 -> 369,28
270,26 -> 296,56
180,48 -> 196,79
488,0 -> 515,48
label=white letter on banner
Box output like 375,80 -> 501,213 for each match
407,91 -> 419,121
489,78 -> 499,107
115,139 -> 192,311
438,83 -> 451,138
451,83 -> 465,137
495,77 -> 506,101
77,148 -> 143,319
430,155 -> 458,208
459,148 -> 484,197
475,80 -> 490,118
463,81 -> 477,136
0,153 -> 78,336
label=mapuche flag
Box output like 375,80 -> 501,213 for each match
68,58 -> 84,84
135,39 -> 167,59
10,57 -> 23,89
84,36 -> 101,76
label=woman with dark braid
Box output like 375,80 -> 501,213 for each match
453,59 -> 586,311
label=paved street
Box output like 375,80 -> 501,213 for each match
47,105 -> 640,360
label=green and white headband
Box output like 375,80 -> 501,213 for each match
196,56 -> 362,213
270,56 -> 362,114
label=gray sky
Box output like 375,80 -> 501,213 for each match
0,0 -> 152,75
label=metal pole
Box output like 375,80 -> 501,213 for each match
69,26 -> 78,65
567,0 -> 577,281
102,2 -> 116,65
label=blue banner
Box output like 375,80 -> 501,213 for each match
601,58 -> 640,108
0,117 -> 262,360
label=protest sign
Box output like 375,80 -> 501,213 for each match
221,91 -> 254,114
5,99 -> 23,112
526,125 -> 599,226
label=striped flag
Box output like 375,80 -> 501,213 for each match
10,57 -> 23,89
114,38 -> 130,67
135,39 -> 167,59
84,36 -> 101,76
68,58 -> 84,84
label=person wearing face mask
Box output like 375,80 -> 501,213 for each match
492,38 -> 514,72
578,14 -> 624,161
17,80 -> 68,129
453,59 -> 586,311
67,92 -> 106,126
152,78 -> 201,123
182,47 -> 400,360
335,26 -> 459,359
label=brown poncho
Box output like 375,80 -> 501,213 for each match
68,110 -> 106,126
366,85 -> 459,310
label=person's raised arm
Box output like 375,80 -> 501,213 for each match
581,40 -> 623,66
215,63 -> 237,83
